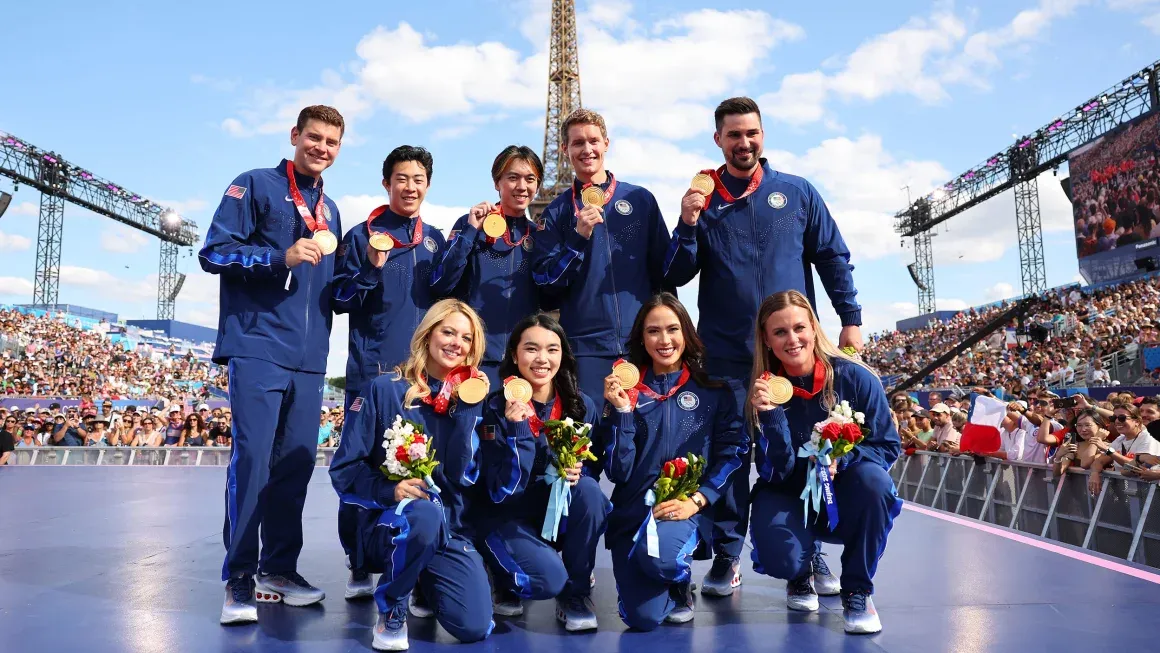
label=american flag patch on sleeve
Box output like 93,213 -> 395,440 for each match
225,185 -> 247,199
480,425 -> 496,441
349,397 -> 363,413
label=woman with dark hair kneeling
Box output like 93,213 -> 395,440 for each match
330,299 -> 494,651
748,290 -> 901,635
598,292 -> 748,631
478,312 -> 609,631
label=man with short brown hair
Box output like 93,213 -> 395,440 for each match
200,104 -> 345,626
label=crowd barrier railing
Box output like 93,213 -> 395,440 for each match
892,451 -> 1160,569
7,446 -> 339,468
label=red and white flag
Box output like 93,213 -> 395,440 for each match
959,394 -> 1006,454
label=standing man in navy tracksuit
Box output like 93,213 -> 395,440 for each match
530,108 -> 673,403
332,145 -> 446,597
430,145 -> 546,387
200,105 -> 345,625
664,97 -> 862,597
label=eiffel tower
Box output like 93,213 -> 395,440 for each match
530,0 -> 582,221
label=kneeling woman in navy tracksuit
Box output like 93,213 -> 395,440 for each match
330,298 -> 493,651
598,292 -> 748,631
478,312 -> 609,631
747,290 -> 901,635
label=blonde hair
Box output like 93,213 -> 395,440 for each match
747,290 -> 876,427
393,299 -> 487,409
561,108 -> 608,146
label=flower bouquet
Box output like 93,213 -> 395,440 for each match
540,417 -> 597,541
634,453 -> 705,559
381,415 -> 442,504
798,400 -> 867,530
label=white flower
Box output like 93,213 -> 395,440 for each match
854,411 -> 865,424
563,417 -> 575,428
810,430 -> 821,446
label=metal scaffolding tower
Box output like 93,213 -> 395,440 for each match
530,0 -> 582,220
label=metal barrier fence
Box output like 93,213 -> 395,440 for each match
6,446 -> 339,467
892,451 -> 1160,568
11,447 -> 1160,569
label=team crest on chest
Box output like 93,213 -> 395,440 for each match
677,391 -> 699,411
522,236 -> 534,252
322,203 -> 332,221
423,236 -> 438,253
768,192 -> 787,209
614,200 -> 632,215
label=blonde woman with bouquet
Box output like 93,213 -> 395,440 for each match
330,298 -> 493,651
747,290 -> 901,635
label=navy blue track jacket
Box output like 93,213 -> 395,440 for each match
332,209 -> 445,396
329,375 -> 483,539
664,161 -> 861,365
430,214 -> 543,364
479,390 -> 600,522
198,158 -> 341,373
530,176 -> 672,358
596,370 -> 749,547
754,359 -> 900,493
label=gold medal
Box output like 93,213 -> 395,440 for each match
690,173 -> 715,196
457,377 -> 488,405
368,233 -> 395,252
612,362 -> 640,389
767,376 -> 793,405
482,213 -> 507,239
581,186 -> 605,208
312,230 -> 338,256
503,378 -> 533,403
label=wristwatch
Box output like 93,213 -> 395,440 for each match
690,493 -> 706,511
1105,447 -> 1115,457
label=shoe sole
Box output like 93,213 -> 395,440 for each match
409,606 -> 434,619
255,588 -> 325,607
346,587 -> 374,600
556,611 -> 598,632
493,605 -> 524,617
845,625 -> 882,635
787,599 -> 820,612
664,611 -> 695,624
220,611 -> 258,625
372,637 -> 410,651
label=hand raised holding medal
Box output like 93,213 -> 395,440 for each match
681,172 -> 715,227
572,176 -> 615,240
752,371 -> 792,412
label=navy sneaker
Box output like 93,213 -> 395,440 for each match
700,555 -> 741,596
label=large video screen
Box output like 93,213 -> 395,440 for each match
1069,110 -> 1160,258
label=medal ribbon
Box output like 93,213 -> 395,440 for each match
570,172 -> 619,214
366,205 -> 424,250
286,161 -> 328,233
697,164 -> 764,210
613,358 -> 691,409
774,358 -> 826,400
421,366 -> 474,415
503,375 -> 561,437
485,210 -> 531,249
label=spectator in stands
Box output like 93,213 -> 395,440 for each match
209,417 -> 231,447
17,422 -> 38,448
927,392 -> 942,408
899,408 -> 933,451
52,410 -> 86,446
87,416 -> 110,446
0,417 -> 15,464
164,408 -> 184,446
1088,403 -> 1160,496
928,404 -> 960,453
181,413 -> 208,447
1048,409 -> 1108,473
137,416 -> 163,447
317,409 -> 334,448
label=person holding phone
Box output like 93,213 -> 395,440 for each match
1088,403 -> 1160,496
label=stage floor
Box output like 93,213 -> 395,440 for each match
2,466 -> 1156,652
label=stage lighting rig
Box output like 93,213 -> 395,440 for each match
0,129 -> 199,319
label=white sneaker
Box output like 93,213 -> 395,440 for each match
220,574 -> 258,625
373,602 -> 410,651
346,570 -> 374,600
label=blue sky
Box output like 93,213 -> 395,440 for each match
1,0 -> 1158,376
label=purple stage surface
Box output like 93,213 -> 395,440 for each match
1,466 -> 1156,652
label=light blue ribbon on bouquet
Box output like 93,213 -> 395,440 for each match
629,489 -> 661,559
797,439 -> 838,530
541,465 -> 572,542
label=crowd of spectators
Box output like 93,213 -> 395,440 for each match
863,275 -> 1160,394
0,308 -> 227,400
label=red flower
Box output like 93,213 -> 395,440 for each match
412,434 -> 426,444
395,445 -> 411,464
841,422 -> 862,441
821,422 -> 842,442
578,444 -> 590,456
572,435 -> 580,443
663,461 -> 676,478
673,457 -> 688,477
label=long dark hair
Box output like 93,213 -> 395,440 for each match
626,293 -> 719,388
498,312 -> 586,420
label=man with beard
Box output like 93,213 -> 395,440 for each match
663,96 -> 862,598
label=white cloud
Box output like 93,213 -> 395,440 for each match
9,201 -> 38,216
983,281 -> 1016,302
221,7 -> 802,141
59,266 -> 157,303
1143,11 -> 1160,31
99,228 -> 150,254
761,2 -> 1087,126
0,276 -> 34,299
0,230 -> 31,252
